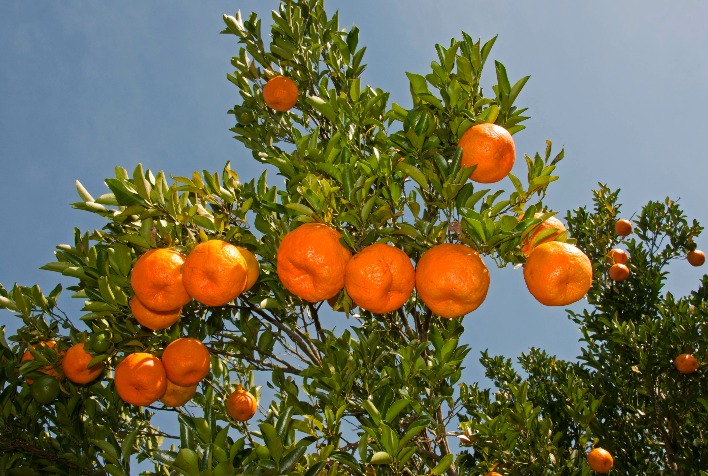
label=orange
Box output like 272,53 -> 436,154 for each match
608,263 -> 630,282
521,213 -> 567,256
457,123 -> 515,183
607,248 -> 628,265
415,243 -> 490,318
277,223 -> 352,302
236,246 -> 260,291
524,241 -> 592,306
687,250 -> 705,267
182,240 -> 248,306
615,219 -> 632,237
344,243 -> 415,314
587,447 -> 614,473
485,473 -> 503,476
114,353 -> 167,406
226,385 -> 258,422
21,341 -> 63,384
262,75 -> 299,112
161,338 -> 211,386
674,353 -> 699,374
62,343 -> 103,384
160,379 -> 198,407
130,248 -> 191,312
130,297 -> 181,331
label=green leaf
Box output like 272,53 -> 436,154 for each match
104,178 -> 147,207
431,454 -> 454,475
306,96 -> 337,123
396,162 -> 428,189
279,446 -> 307,473
121,428 -> 139,467
172,448 -> 200,476
260,423 -> 283,464
75,180 -> 94,202
384,399 -> 410,423
361,399 -> 382,426
304,461 -> 327,476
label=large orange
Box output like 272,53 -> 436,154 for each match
114,353 -> 167,406
457,123 -> 515,183
521,213 -> 567,256
415,243 -> 490,318
130,248 -> 191,312
62,343 -> 103,384
161,338 -> 211,386
674,353 -> 699,374
587,447 -> 614,473
160,379 -> 198,407
277,223 -> 352,302
130,297 -> 181,331
21,341 -> 63,384
523,241 -> 592,306
182,240 -> 248,306
226,385 -> 258,422
236,246 -> 260,291
263,75 -> 299,112
344,243 -> 415,314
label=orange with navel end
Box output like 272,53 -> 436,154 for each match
160,379 -> 198,407
182,240 -> 248,306
457,123 -> 515,183
524,241 -> 593,306
62,343 -> 103,385
21,341 -> 63,384
687,249 -> 705,267
587,447 -> 614,473
674,353 -> 699,374
277,223 -> 352,302
161,338 -> 211,387
608,263 -> 630,282
415,243 -> 490,318
263,75 -> 299,112
226,385 -> 258,422
235,246 -> 260,291
521,213 -> 567,256
345,243 -> 415,314
114,353 -> 167,406
608,248 -> 628,265
130,297 -> 181,331
130,248 -> 191,312
615,219 -> 632,237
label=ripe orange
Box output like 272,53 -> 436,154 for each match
687,249 -> 705,267
160,380 -> 198,407
277,223 -> 352,302
62,343 -> 103,385
521,213 -> 567,256
21,341 -> 63,385
587,447 -> 614,473
608,248 -> 628,265
457,123 -> 515,183
130,297 -> 181,331
344,243 -> 415,314
263,75 -> 299,112
415,243 -> 490,318
615,219 -> 632,237
235,246 -> 260,291
524,241 -> 593,306
182,240 -> 248,306
114,353 -> 167,406
130,248 -> 191,312
161,338 -> 211,386
226,385 -> 258,422
485,473 -> 503,476
608,263 -> 630,282
674,353 -> 699,374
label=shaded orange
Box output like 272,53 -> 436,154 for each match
457,123 -> 515,183
521,213 -> 567,256
182,240 -> 248,306
130,248 -> 191,312
130,297 -> 181,330
415,243 -> 490,318
235,246 -> 260,291
62,343 -> 103,384
523,241 -> 592,306
114,353 -> 167,406
161,338 -> 211,386
263,76 -> 299,112
674,353 -> 699,374
608,263 -> 630,282
160,379 -> 198,407
608,248 -> 628,265
615,219 -> 632,236
21,341 -> 63,384
687,250 -> 705,267
345,243 -> 415,314
226,385 -> 258,422
587,447 -> 614,473
277,223 -> 352,302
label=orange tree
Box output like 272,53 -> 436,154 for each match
0,0 -> 705,474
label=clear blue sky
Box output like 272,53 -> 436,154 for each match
2,0 -> 707,400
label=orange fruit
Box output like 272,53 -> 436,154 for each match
607,248 -> 628,265
130,248 -> 191,312
344,243 -> 415,314
160,379 -> 198,407
674,353 -> 699,374
415,243 -> 490,318
263,75 -> 298,112
21,341 -> 63,385
587,447 -> 614,473
608,263 -> 630,282
485,473 -> 503,476
457,123 -> 515,183
615,219 -> 632,237
114,353 -> 167,406
130,297 -> 181,331
226,385 -> 258,422
236,246 -> 260,291
687,249 -> 705,267
62,343 -> 103,385
161,338 -> 211,386
277,223 -> 352,302
524,241 -> 592,306
521,213 -> 567,256
182,240 -> 248,306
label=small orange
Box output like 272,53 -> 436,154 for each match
263,75 -> 299,112
415,243 -> 490,318
226,385 -> 258,422
615,219 -> 632,237
161,338 -> 211,387
521,213 -> 567,256
687,250 -> 705,267
607,248 -> 628,265
21,341 -> 63,384
587,447 -> 614,473
344,243 -> 415,314
62,343 -> 103,385
277,223 -> 352,302
235,246 -> 260,291
114,353 -> 167,406
130,297 -> 181,331
160,379 -> 198,407
130,248 -> 191,312
485,473 -> 503,476
608,263 -> 630,282
457,123 -> 515,183
524,241 -> 593,306
182,240 -> 248,306
674,353 -> 699,374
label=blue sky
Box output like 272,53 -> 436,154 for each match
2,0 -> 707,411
